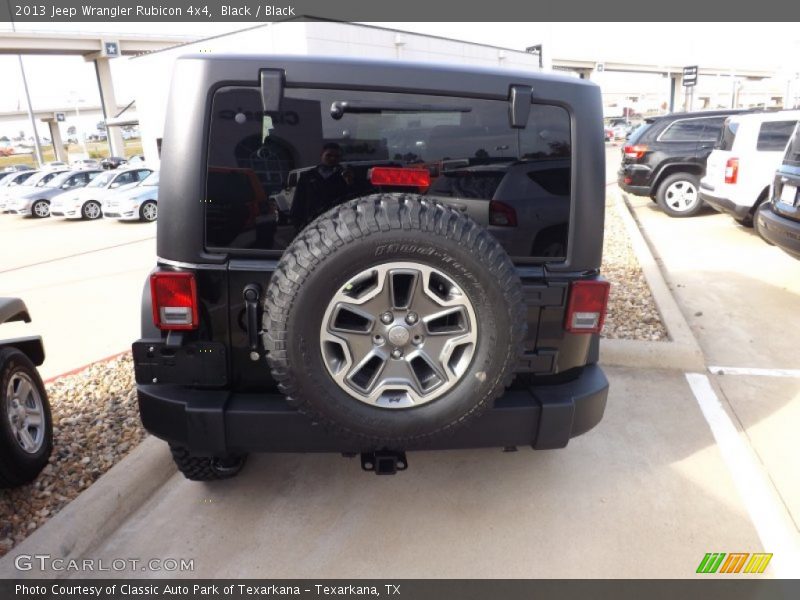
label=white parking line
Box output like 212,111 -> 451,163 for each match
685,373 -> 800,578
708,366 -> 800,379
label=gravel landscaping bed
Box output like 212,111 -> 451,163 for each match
601,196 -> 669,342
0,197 -> 667,557
0,354 -> 145,558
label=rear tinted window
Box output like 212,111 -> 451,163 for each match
205,86 -> 572,261
757,120 -> 797,151
718,119 -> 739,150
784,125 -> 800,167
626,121 -> 653,145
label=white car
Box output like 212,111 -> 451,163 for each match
103,171 -> 159,222
700,110 -> 800,226
5,170 -> 70,217
50,167 -> 153,220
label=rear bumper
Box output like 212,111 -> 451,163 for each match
699,191 -> 751,220
137,364 -> 609,455
757,203 -> 800,258
617,163 -> 653,196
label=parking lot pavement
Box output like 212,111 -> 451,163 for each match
3,153 -> 797,578
57,367 -> 761,579
0,216 -> 155,379
623,195 -> 800,553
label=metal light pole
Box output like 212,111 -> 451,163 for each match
9,2 -> 44,168
525,44 -> 544,70
69,91 -> 89,158
16,56 -> 44,166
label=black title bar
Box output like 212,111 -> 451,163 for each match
0,0 -> 797,22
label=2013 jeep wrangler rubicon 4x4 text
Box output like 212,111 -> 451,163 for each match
133,55 -> 610,479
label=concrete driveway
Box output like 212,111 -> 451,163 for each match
0,215 -> 155,379
625,192 -> 800,549
68,367 -> 763,579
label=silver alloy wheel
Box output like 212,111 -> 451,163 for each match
664,180 -> 699,212
33,201 -> 49,218
320,262 -> 478,409
84,201 -> 101,220
142,201 -> 157,221
6,371 -> 46,454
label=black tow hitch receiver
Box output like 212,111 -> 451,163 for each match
361,450 -> 408,475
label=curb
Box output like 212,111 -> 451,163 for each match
600,188 -> 705,371
0,436 -> 175,578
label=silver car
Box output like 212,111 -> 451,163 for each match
103,171 -> 159,221
6,170 -> 72,217
51,167 -> 153,220
7,170 -> 102,218
0,171 -> 38,212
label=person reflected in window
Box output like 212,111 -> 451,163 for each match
289,142 -> 354,231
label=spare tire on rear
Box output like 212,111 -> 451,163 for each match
263,194 -> 525,444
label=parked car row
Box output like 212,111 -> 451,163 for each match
617,107 -> 800,259
0,166 -> 158,222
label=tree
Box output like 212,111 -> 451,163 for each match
67,126 -> 77,136
0,136 -> 9,142
96,121 -> 106,132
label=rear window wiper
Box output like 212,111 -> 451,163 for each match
330,101 -> 471,120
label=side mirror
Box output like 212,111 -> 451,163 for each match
110,182 -> 120,188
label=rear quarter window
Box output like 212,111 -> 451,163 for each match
783,125 -> 800,167
659,119 -> 707,142
757,120 -> 797,151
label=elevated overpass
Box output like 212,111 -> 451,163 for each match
0,32 -> 196,161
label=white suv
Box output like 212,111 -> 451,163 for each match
700,110 -> 800,226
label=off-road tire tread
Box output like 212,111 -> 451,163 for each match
263,194 -> 525,443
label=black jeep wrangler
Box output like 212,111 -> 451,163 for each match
133,55 -> 610,479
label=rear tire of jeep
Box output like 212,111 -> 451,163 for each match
263,194 -> 525,444
168,445 -> 247,481
656,173 -> 703,217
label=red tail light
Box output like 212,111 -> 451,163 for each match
489,200 -> 518,227
623,144 -> 648,160
565,280 -> 610,334
724,158 -> 739,184
150,272 -> 198,330
369,167 -> 430,188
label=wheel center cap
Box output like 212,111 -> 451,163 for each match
388,325 -> 410,347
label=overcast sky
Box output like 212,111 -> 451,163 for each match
1,21 -> 799,122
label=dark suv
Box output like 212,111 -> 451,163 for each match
618,109 -> 752,217
757,123 -> 800,259
133,55 -> 610,479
